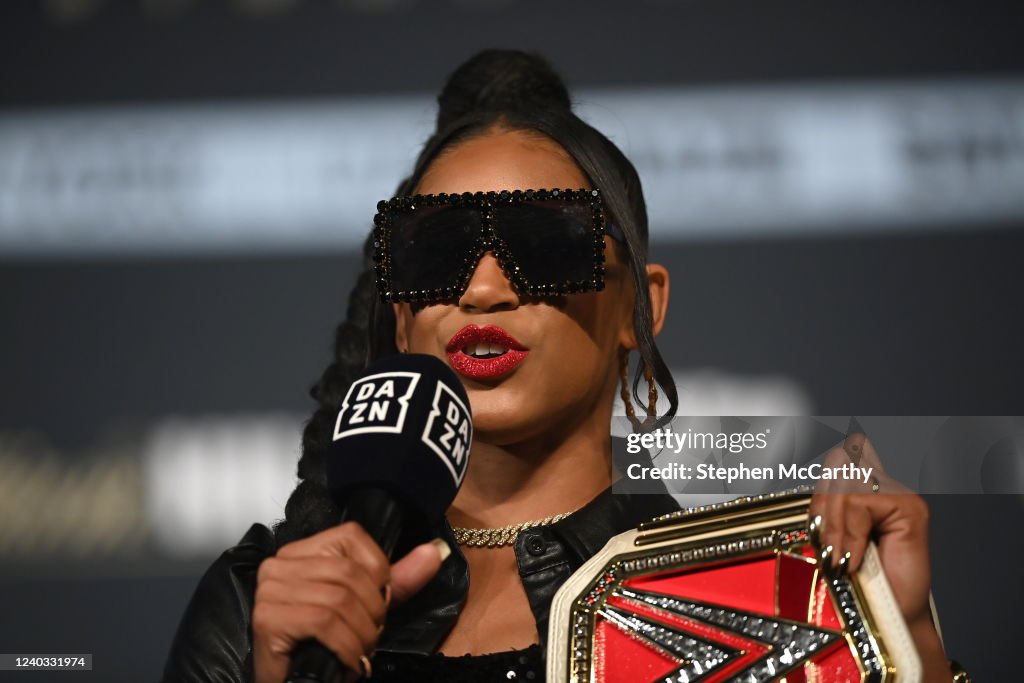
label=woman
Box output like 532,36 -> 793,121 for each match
163,50 -> 955,682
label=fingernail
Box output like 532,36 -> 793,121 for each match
837,551 -> 851,577
382,582 -> 392,608
820,544 -> 835,578
430,537 -> 451,563
359,654 -> 373,678
808,514 -> 824,547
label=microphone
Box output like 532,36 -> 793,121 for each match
286,353 -> 473,683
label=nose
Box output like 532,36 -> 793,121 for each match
458,252 -> 520,313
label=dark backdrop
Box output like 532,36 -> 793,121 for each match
1,1 -> 1021,681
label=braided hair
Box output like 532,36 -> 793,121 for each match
272,49 -> 677,548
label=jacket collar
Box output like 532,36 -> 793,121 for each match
547,470 -> 680,564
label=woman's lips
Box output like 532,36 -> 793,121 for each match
445,324 -> 529,380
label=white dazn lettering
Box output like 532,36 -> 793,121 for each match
451,438 -> 466,465
349,402 -> 367,423
368,400 -> 389,421
439,422 -> 455,449
374,380 -> 395,399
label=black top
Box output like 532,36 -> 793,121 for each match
162,479 -> 681,682
369,644 -> 543,682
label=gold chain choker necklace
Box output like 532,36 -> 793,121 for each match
451,510 -> 577,548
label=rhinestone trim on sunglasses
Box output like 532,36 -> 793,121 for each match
372,188 -> 620,304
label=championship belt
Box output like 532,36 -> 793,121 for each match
547,488 -> 921,682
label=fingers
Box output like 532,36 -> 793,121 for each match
258,555 -> 387,624
254,555 -> 386,683
252,530 -> 452,683
252,522 -> 396,683
252,602 -> 372,683
809,489 -> 929,575
806,432 -> 934,628
840,501 -> 874,573
822,486 -> 845,569
812,488 -> 866,572
257,571 -> 383,651
390,539 -> 450,604
816,492 -> 874,573
277,521 -> 391,588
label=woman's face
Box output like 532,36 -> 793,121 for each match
392,128 -> 641,445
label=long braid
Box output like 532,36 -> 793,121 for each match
272,262 -> 385,548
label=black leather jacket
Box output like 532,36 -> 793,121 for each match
162,483 -> 680,682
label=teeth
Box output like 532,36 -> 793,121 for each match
464,342 -> 508,357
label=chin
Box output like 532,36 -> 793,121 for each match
468,404 -> 551,446
469,408 -> 528,441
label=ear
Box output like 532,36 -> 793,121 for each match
618,263 -> 670,350
393,303 -> 410,353
646,263 -> 670,337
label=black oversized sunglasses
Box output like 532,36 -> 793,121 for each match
371,188 -> 625,304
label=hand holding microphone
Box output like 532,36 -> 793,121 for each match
251,354 -> 473,683
252,522 -> 446,683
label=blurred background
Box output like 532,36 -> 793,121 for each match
1,0 -> 1022,680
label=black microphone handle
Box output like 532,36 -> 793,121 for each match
286,489 -> 406,683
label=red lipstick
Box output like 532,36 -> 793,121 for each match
446,324 -> 529,380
